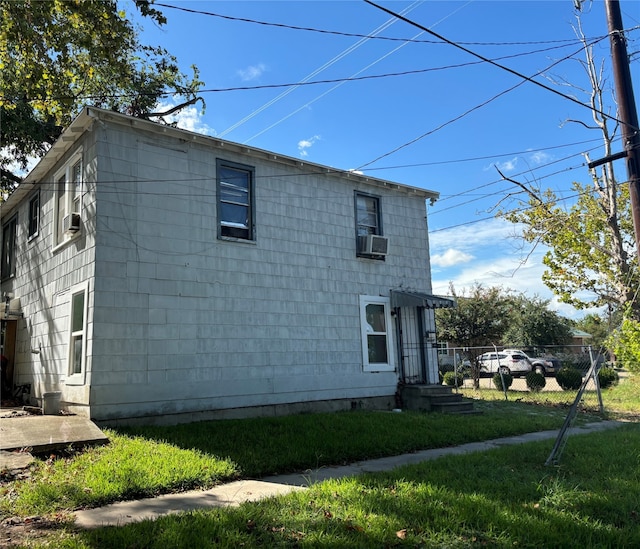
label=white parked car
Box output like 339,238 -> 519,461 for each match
477,349 -> 533,376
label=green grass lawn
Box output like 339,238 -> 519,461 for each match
1,373 -> 638,547
35,425 -> 640,548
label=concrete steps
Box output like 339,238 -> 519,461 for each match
400,384 -> 478,414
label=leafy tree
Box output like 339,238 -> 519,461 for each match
607,314 -> 640,374
1,0 -> 203,192
436,284 -> 512,388
573,312 -> 612,350
498,9 -> 639,321
502,295 -> 573,349
436,285 -> 577,386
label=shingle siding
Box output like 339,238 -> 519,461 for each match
2,108 -> 439,422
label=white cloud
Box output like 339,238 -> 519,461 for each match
494,157 -> 519,172
431,248 -> 474,268
429,218 -> 521,254
430,217 -> 572,313
528,150 -> 552,165
237,63 -> 267,82
153,101 -> 216,136
298,135 -> 321,157
429,221 -> 591,319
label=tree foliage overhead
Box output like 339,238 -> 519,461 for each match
501,181 -> 638,320
498,9 -> 639,322
0,0 -> 203,191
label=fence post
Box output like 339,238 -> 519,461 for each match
588,346 -> 605,414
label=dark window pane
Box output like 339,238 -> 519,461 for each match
218,163 -> 253,240
72,336 -> 83,374
356,195 -> 380,236
367,335 -> 388,363
365,304 -> 386,332
29,194 -> 39,237
1,217 -> 16,279
220,203 -> 248,228
72,292 -> 85,332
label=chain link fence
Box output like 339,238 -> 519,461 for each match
437,344 -> 620,409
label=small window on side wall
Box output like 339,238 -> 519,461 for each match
1,215 -> 17,280
217,159 -> 255,241
28,192 -> 40,239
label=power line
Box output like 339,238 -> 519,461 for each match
364,0 -> 636,133
355,36 -> 608,171
240,0 -> 473,143
433,146 -> 602,207
364,137 -> 603,173
153,2 -> 602,47
5,42 -> 592,104
430,177 -> 631,233
217,0 -> 425,137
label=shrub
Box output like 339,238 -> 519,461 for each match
492,372 -> 513,391
597,367 -> 619,389
606,316 -> 640,374
443,371 -> 464,387
525,371 -> 546,392
556,367 -> 583,391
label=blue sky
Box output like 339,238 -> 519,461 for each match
129,0 -> 639,319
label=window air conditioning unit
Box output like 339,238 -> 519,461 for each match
63,213 -> 81,233
360,234 -> 389,256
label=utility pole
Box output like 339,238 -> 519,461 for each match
605,0 -> 640,263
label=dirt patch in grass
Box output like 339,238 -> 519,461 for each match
0,513 -> 72,548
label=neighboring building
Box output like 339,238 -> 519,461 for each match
1,107 -> 452,423
570,328 -> 593,352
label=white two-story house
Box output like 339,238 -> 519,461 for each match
1,107 -> 453,423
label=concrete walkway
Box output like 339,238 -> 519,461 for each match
74,420 -> 627,529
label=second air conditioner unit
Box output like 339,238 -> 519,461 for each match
63,213 -> 81,233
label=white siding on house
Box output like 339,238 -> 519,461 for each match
2,108 -> 439,422
4,132 -> 98,413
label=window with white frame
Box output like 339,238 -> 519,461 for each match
436,341 -> 449,356
54,152 -> 83,246
359,295 -> 395,372
217,159 -> 255,240
28,192 -> 40,239
1,214 -> 17,280
67,284 -> 87,382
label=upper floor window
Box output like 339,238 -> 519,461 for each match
355,192 -> 387,258
1,215 -> 17,280
54,151 -> 83,246
28,192 -> 40,239
217,159 -> 255,241
355,193 -> 381,236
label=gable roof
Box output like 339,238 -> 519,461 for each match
3,107 -> 439,215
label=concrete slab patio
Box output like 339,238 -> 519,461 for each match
0,414 -> 109,459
